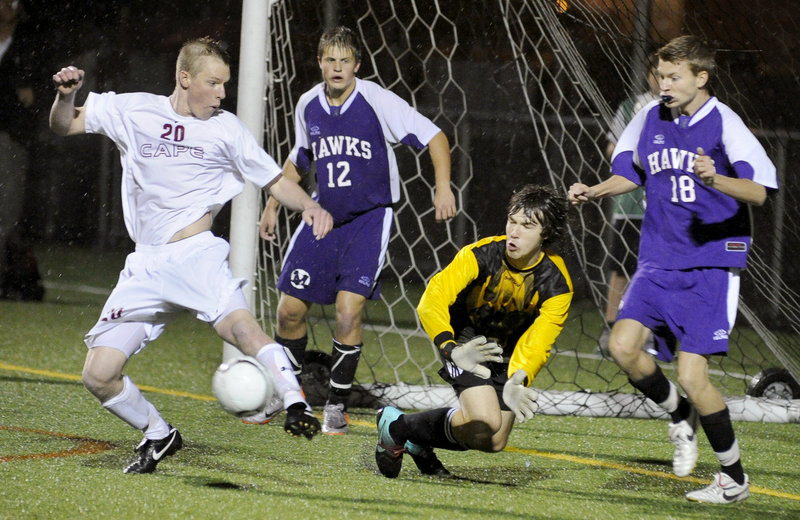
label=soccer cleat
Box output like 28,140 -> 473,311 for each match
668,407 -> 699,477
123,425 -> 183,474
686,472 -> 750,504
321,403 -> 349,435
241,395 -> 284,425
406,441 -> 450,476
283,403 -> 320,439
375,406 -> 406,478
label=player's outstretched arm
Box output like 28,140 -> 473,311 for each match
49,66 -> 87,136
428,131 -> 457,222
267,175 -> 333,240
568,174 -> 637,205
260,159 -> 305,241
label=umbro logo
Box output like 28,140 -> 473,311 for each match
712,329 -> 728,341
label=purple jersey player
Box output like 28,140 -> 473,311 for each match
251,26 -> 457,435
569,35 -> 777,504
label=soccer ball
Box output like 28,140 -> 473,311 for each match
212,356 -> 274,417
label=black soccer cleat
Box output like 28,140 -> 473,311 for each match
123,425 -> 183,474
284,403 -> 320,440
407,444 -> 450,476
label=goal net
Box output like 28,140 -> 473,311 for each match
249,0 -> 800,422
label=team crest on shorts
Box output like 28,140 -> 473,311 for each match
290,269 -> 311,290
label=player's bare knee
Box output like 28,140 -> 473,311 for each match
276,306 -> 306,333
334,309 -> 362,336
81,364 -> 118,399
607,335 -> 636,364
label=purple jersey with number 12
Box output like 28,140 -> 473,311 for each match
610,97 -> 778,270
289,78 -> 441,224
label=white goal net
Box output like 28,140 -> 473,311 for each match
244,0 -> 800,422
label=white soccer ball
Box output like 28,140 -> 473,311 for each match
212,356 -> 274,417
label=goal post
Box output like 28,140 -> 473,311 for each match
234,0 -> 800,422
225,0 -> 271,361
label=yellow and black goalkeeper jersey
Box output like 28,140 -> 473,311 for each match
417,235 -> 573,385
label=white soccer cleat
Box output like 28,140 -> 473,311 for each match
668,409 -> 698,477
241,395 -> 283,425
321,402 -> 349,434
686,472 -> 750,504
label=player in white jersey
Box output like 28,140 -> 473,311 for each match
251,26 -> 457,435
49,37 -> 333,474
569,35 -> 777,504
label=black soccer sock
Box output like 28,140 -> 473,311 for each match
389,408 -> 467,451
699,407 -> 745,485
628,366 -> 688,422
327,340 -> 362,407
276,334 -> 308,376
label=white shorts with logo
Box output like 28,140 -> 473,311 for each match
85,231 -> 248,356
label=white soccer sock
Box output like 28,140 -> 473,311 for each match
715,438 -> 741,467
102,375 -> 170,439
657,380 -> 680,414
256,343 -> 306,410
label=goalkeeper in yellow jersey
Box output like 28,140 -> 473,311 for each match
375,184 -> 573,477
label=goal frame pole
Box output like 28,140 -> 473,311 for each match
224,0 -> 271,361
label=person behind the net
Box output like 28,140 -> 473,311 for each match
598,56 -> 660,356
246,25 -> 457,434
49,37 -> 334,474
568,35 -> 777,504
374,184 -> 573,477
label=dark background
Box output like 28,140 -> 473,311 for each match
10,0 -> 800,315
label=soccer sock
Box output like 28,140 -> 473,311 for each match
699,407 -> 746,485
276,334 -> 308,376
628,366 -> 689,423
256,343 -> 305,409
389,408 -> 467,451
327,340 -> 362,408
102,375 -> 170,440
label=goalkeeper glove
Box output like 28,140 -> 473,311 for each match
447,336 -> 503,379
502,369 -> 539,422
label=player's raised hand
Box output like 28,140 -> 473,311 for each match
433,185 -> 457,222
52,66 -> 85,95
567,182 -> 594,205
695,147 -> 717,186
502,369 -> 539,422
449,336 -> 504,379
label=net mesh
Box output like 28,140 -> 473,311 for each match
255,0 -> 800,420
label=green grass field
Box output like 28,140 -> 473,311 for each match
2,244 -> 800,519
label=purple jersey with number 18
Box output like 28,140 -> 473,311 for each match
289,78 -> 441,224
610,97 -> 778,270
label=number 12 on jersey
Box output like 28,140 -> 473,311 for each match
327,161 -> 352,188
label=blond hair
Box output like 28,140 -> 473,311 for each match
176,37 -> 230,80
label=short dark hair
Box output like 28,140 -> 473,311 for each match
317,26 -> 362,62
658,35 -> 716,86
507,184 -> 568,246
